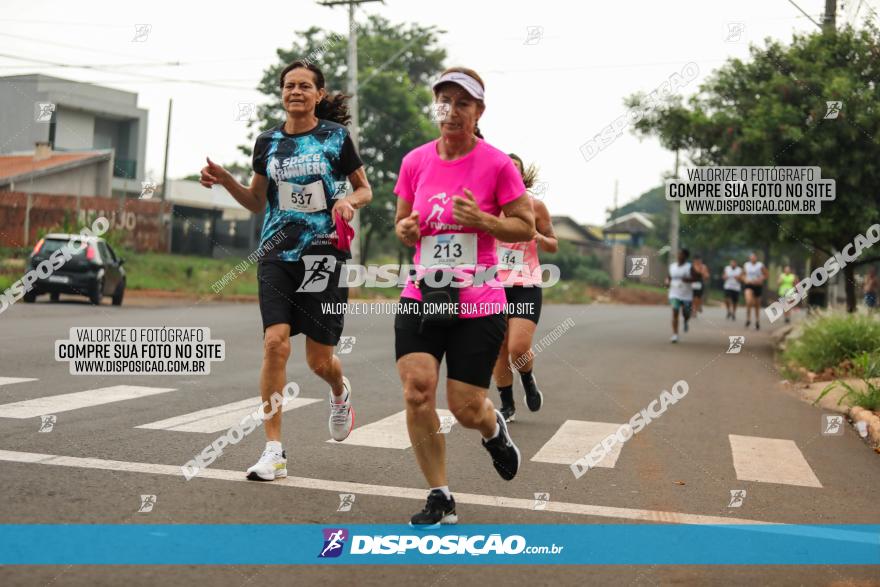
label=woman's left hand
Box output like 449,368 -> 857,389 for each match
452,189 -> 486,229
332,197 -> 356,222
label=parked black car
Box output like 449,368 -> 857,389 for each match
24,234 -> 126,306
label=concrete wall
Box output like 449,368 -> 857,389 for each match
5,160 -> 112,197
0,75 -> 148,193
0,77 -> 50,153
54,107 -> 95,150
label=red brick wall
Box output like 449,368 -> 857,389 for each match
0,191 -> 171,252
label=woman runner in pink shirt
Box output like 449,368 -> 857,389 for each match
393,67 -> 535,527
492,154 -> 558,422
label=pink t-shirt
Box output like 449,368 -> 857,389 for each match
394,138 -> 526,318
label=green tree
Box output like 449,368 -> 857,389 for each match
629,24 -> 880,311
243,15 -> 446,263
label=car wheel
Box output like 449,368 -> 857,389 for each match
50,292 -> 60,302
112,280 -> 125,306
90,279 -> 104,305
23,290 -> 37,303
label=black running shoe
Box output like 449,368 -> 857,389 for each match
755,322 -> 760,331
409,489 -> 458,528
521,374 -> 543,412
499,394 -> 516,423
482,410 -> 521,481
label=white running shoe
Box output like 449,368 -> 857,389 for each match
329,375 -> 355,442
670,334 -> 679,343
246,447 -> 287,481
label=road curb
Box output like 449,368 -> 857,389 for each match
850,406 -> 880,445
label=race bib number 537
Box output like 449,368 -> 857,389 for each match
278,179 -> 327,213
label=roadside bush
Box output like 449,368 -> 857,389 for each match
814,352 -> 880,411
542,241 -> 611,286
572,266 -> 611,288
783,313 -> 880,373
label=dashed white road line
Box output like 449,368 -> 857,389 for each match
531,420 -> 624,468
729,434 -> 822,488
0,377 -> 38,387
0,385 -> 176,419
331,409 -> 455,449
0,448 -> 771,525
137,397 -> 322,433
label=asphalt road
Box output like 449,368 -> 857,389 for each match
0,296 -> 878,586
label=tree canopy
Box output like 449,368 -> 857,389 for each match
629,24 -> 880,309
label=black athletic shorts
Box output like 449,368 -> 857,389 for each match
257,259 -> 348,346
724,289 -> 740,303
692,283 -> 704,298
394,297 -> 506,388
504,285 -> 542,324
743,284 -> 763,297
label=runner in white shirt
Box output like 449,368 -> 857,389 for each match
723,260 -> 743,321
666,249 -> 696,343
742,253 -> 768,330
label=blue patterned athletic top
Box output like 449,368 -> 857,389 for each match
252,119 -> 362,262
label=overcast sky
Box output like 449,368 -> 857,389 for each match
1,0 -> 868,225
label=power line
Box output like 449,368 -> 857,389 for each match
786,0 -> 824,28
0,53 -> 256,90
0,31 -> 181,67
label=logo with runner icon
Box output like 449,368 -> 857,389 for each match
726,336 -> 745,354
318,528 -> 349,558
821,414 -> 844,436
727,489 -> 746,508
298,255 -> 337,293
626,256 -> 649,278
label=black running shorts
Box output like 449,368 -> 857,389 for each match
503,285 -> 542,324
394,297 -> 506,388
724,289 -> 740,303
257,259 -> 348,346
743,284 -> 763,297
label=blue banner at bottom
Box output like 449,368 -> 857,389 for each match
1,524 -> 878,565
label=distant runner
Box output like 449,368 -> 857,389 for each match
777,265 -> 798,324
742,253 -> 768,330
723,259 -> 743,321
666,249 -> 696,343
691,255 -> 710,316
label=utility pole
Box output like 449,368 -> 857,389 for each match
161,98 -> 172,201
823,0 -> 837,32
161,98 -> 173,253
669,148 -> 680,255
612,179 -> 619,218
318,0 -> 382,266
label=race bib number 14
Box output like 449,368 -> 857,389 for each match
497,246 -> 525,270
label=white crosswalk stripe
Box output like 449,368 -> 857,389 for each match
137,397 -> 321,433
0,377 -> 830,491
531,420 -> 624,468
331,408 -> 455,449
729,434 -> 822,488
0,377 -> 38,387
0,385 -> 176,419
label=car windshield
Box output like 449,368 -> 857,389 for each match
40,239 -> 87,257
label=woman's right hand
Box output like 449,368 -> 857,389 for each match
200,157 -> 231,188
396,211 -> 420,247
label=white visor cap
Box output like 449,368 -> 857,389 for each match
431,71 -> 484,101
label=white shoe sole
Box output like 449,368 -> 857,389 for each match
496,411 -> 521,480
329,405 -> 355,442
409,513 -> 458,529
246,467 -> 287,482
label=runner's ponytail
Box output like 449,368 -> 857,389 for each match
508,153 -> 539,189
